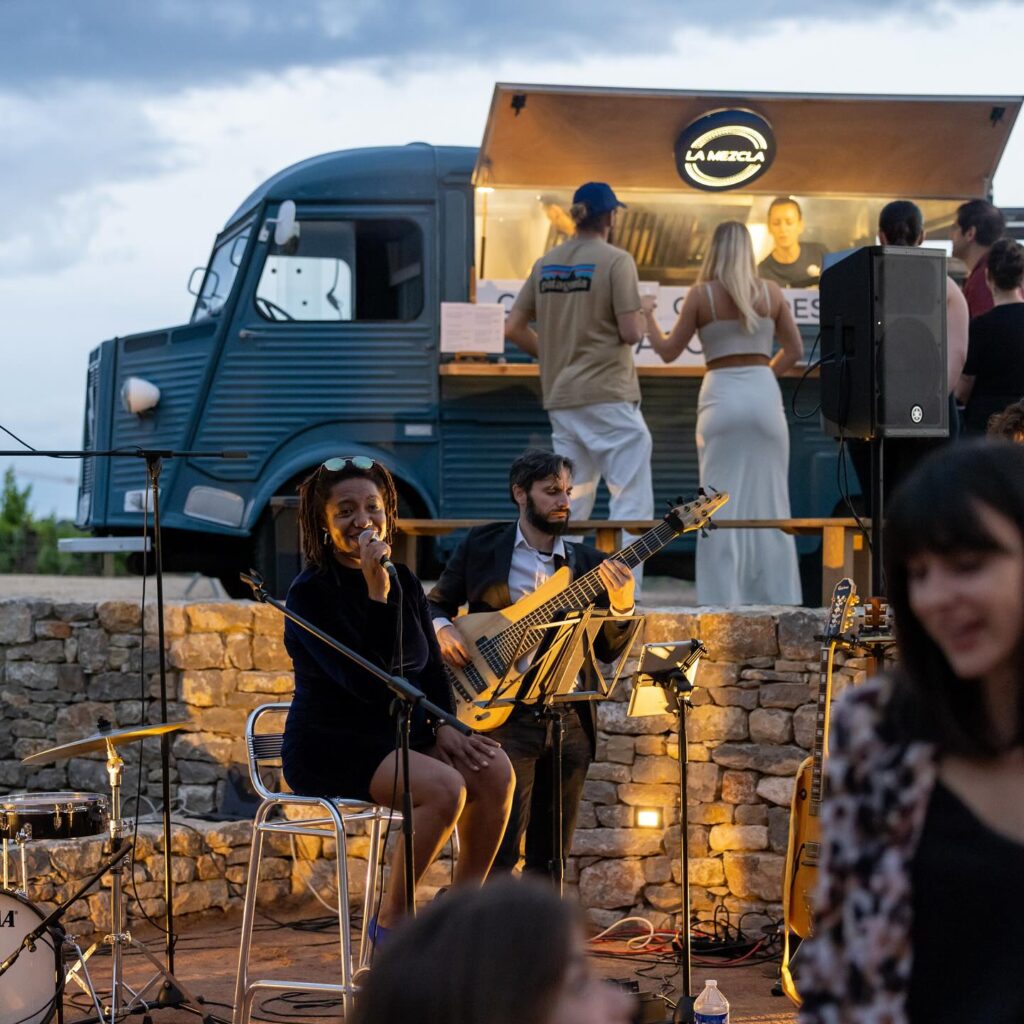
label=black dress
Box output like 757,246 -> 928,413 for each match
908,780 -> 1024,1022
281,560 -> 454,801
963,303 -> 1024,434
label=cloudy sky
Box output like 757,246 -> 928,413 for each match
2,0 -> 1023,517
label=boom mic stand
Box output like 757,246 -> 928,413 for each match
240,570 -> 471,917
2,446 -> 245,1020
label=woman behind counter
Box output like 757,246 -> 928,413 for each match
282,456 -> 514,936
642,220 -> 804,605
799,440 -> 1024,1023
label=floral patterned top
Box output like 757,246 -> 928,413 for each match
798,675 -> 939,1023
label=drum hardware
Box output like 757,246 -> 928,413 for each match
3,443 -> 240,1023
2,828 -> 31,897
21,722 -> 214,1024
0,845 -> 132,1024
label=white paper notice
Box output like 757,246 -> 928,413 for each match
475,279 -> 525,313
440,302 -> 505,354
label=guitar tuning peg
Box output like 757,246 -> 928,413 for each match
698,487 -> 707,496
700,526 -> 709,539
675,495 -> 684,504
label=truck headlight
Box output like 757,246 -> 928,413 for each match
121,377 -> 161,415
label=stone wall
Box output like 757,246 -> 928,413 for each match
0,598 -> 872,937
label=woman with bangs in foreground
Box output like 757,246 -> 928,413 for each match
799,439 -> 1024,1022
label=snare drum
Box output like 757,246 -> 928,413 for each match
0,890 -> 61,1024
0,793 -> 108,842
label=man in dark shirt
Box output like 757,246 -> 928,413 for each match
951,199 -> 1006,319
758,196 -> 828,288
427,449 -> 636,878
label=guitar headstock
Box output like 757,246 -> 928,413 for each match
665,489 -> 730,535
824,578 -> 858,640
862,596 -> 891,633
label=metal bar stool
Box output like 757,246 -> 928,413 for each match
232,703 -> 396,1023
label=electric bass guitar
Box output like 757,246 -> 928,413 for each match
780,577 -> 858,1006
444,490 -> 729,731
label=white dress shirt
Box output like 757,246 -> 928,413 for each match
507,524 -> 567,603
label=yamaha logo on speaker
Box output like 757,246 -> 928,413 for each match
675,109 -> 776,191
911,405 -> 924,424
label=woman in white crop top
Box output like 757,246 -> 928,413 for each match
641,221 -> 804,605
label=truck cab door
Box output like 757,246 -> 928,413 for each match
189,205 -> 439,491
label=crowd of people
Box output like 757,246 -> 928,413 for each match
276,183 -> 1023,1022
508,184 -> 1023,606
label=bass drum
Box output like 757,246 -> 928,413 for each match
0,890 -> 60,1024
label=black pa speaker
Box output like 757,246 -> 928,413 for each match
820,246 -> 948,439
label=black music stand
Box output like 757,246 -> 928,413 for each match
481,609 -> 642,892
630,638 -> 707,1024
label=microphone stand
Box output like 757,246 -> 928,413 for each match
1,445 -> 245,1020
240,570 -> 471,917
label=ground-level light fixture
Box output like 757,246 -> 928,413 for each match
635,807 -> 663,829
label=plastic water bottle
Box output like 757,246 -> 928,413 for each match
693,979 -> 729,1023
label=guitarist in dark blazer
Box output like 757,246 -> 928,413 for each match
427,449 -> 636,875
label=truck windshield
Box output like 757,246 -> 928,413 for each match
255,218 -> 423,322
190,220 -> 253,323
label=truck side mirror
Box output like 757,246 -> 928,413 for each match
187,266 -> 205,296
259,200 -> 301,248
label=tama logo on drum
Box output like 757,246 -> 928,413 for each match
0,908 -> 15,926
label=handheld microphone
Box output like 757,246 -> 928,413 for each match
359,529 -> 398,578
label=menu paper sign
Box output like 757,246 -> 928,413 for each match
440,302 -> 505,354
474,280 -> 820,365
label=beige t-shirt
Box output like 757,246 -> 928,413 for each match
513,236 -> 641,411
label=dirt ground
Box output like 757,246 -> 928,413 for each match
43,905 -> 796,1024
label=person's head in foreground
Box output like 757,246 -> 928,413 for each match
884,439 -> 1024,755
352,878 -> 635,1024
987,398 -> 1024,442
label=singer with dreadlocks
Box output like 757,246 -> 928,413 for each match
282,456 -> 514,939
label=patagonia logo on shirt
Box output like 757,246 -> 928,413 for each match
539,263 -> 595,293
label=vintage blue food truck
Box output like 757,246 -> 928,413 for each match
76,85 -> 1020,595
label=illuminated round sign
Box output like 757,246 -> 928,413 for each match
675,109 -> 776,191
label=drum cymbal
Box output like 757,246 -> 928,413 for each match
21,721 -> 189,765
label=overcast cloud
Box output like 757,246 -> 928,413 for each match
3,0 -> 993,88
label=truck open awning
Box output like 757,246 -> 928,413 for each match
474,84 -> 1020,199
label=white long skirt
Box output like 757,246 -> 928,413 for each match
695,366 -> 802,606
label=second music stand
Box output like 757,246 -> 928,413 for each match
484,609 -> 642,891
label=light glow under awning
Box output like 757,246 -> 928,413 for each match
474,84 -> 1021,200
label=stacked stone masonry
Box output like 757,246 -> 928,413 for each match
0,598 -> 877,938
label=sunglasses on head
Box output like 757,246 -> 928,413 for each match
320,455 -> 376,473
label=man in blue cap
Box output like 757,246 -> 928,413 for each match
505,182 -> 653,581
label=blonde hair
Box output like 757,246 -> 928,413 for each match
698,221 -> 763,334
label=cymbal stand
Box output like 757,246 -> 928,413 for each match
64,738 -> 210,1023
